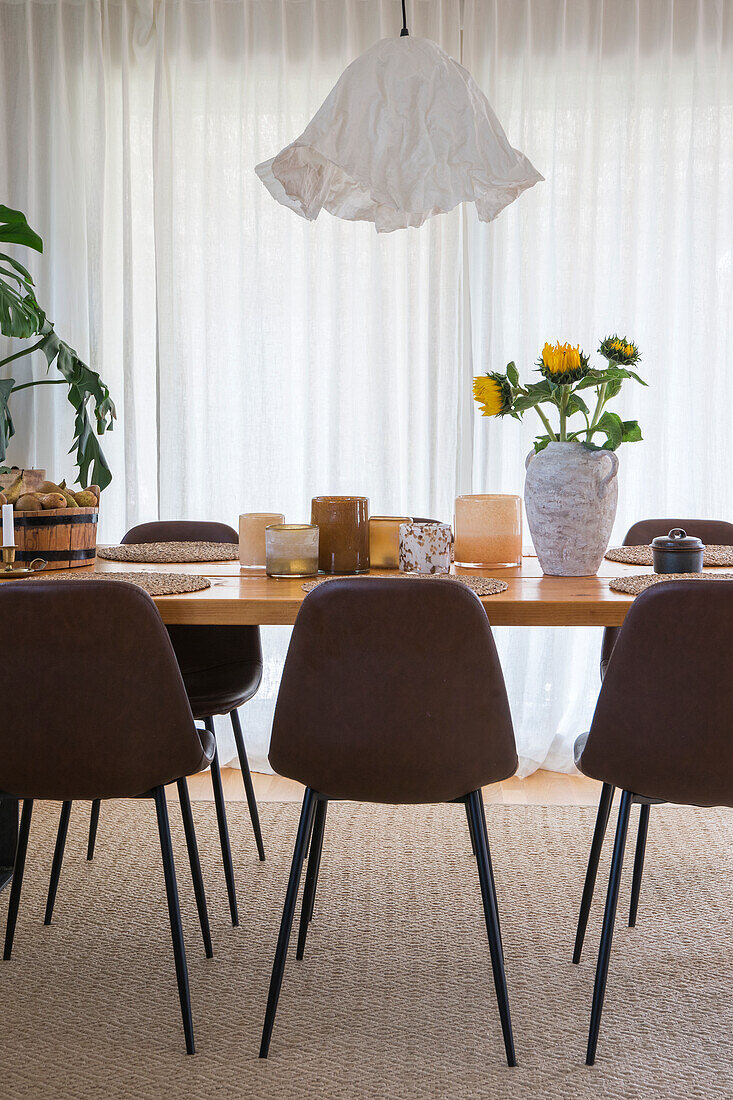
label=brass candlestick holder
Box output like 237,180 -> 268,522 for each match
1,546 -> 47,579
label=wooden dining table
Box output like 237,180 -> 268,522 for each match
0,552 -> 661,893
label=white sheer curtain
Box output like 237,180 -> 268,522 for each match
1,0 -> 731,774
463,0 -> 733,771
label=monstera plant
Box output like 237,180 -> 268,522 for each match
0,205 -> 115,488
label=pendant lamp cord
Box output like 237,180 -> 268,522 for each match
400,0 -> 409,36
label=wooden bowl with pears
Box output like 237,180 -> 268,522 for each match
0,471 -> 100,570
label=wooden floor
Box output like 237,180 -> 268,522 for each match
181,768 -> 602,806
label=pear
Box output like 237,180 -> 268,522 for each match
16,493 -> 43,511
37,480 -> 64,495
41,492 -> 67,510
74,490 -> 98,508
58,480 -> 80,508
86,484 -> 101,502
0,492 -> 7,507
3,470 -> 24,505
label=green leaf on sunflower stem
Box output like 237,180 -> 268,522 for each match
566,392 -> 589,416
603,377 -> 622,401
626,370 -> 647,386
38,322 -> 116,489
0,377 -> 15,463
621,419 -> 643,442
0,206 -> 43,252
506,361 -> 519,387
533,436 -> 552,454
573,369 -> 608,391
597,410 -> 624,451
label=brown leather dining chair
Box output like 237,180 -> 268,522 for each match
574,578 -> 733,1064
52,519 -> 265,930
574,517 -> 733,965
0,580 -> 215,1054
259,577 -> 519,1065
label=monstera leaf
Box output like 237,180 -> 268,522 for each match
38,323 -> 116,489
0,377 -> 14,462
0,205 -> 116,487
0,206 -> 45,339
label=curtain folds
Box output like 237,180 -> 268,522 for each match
1,0 -> 731,774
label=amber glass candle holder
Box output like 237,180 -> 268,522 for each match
311,496 -> 369,574
239,512 -> 285,569
265,524 -> 319,578
369,516 -> 412,569
453,494 -> 522,568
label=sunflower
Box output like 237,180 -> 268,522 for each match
537,342 -> 590,385
472,372 -> 513,417
598,335 -> 640,366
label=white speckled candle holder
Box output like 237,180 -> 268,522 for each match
399,521 -> 452,574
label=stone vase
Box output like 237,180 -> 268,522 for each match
524,442 -> 619,576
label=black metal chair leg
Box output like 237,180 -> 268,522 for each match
45,801 -> 72,925
87,799 -> 101,861
465,800 -> 477,857
629,802 -> 650,928
3,799 -> 33,961
296,797 -> 328,960
177,778 -> 213,959
573,781 -> 615,964
586,788 -> 633,1066
259,788 -> 317,1059
467,789 -> 516,1067
230,709 -> 265,861
205,718 -> 238,927
477,791 -> 503,952
154,786 -> 195,1055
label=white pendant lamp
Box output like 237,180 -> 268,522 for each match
255,3 -> 543,233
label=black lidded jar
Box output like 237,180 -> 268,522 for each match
650,529 -> 705,574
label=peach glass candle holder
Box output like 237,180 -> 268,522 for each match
311,496 -> 369,574
265,524 -> 319,578
453,494 -> 522,568
369,516 -> 412,569
239,512 -> 285,569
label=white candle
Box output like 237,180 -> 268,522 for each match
2,503 -> 14,547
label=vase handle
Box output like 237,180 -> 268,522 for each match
525,450 -> 535,471
599,450 -> 619,490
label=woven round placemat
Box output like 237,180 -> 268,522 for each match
609,572 -> 733,595
98,541 -> 238,563
606,544 -> 733,567
302,573 -> 507,595
30,571 -> 211,595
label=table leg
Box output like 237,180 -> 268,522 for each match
0,798 -> 19,893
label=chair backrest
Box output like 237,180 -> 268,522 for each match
123,520 -> 238,544
269,577 -> 517,803
581,579 -> 733,807
0,580 -> 207,800
600,517 -> 733,675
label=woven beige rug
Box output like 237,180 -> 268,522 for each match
2,801 -> 732,1099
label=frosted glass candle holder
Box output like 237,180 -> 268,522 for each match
453,494 -> 522,568
399,521 -> 452,574
265,524 -> 319,578
369,516 -> 412,569
239,512 -> 285,569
